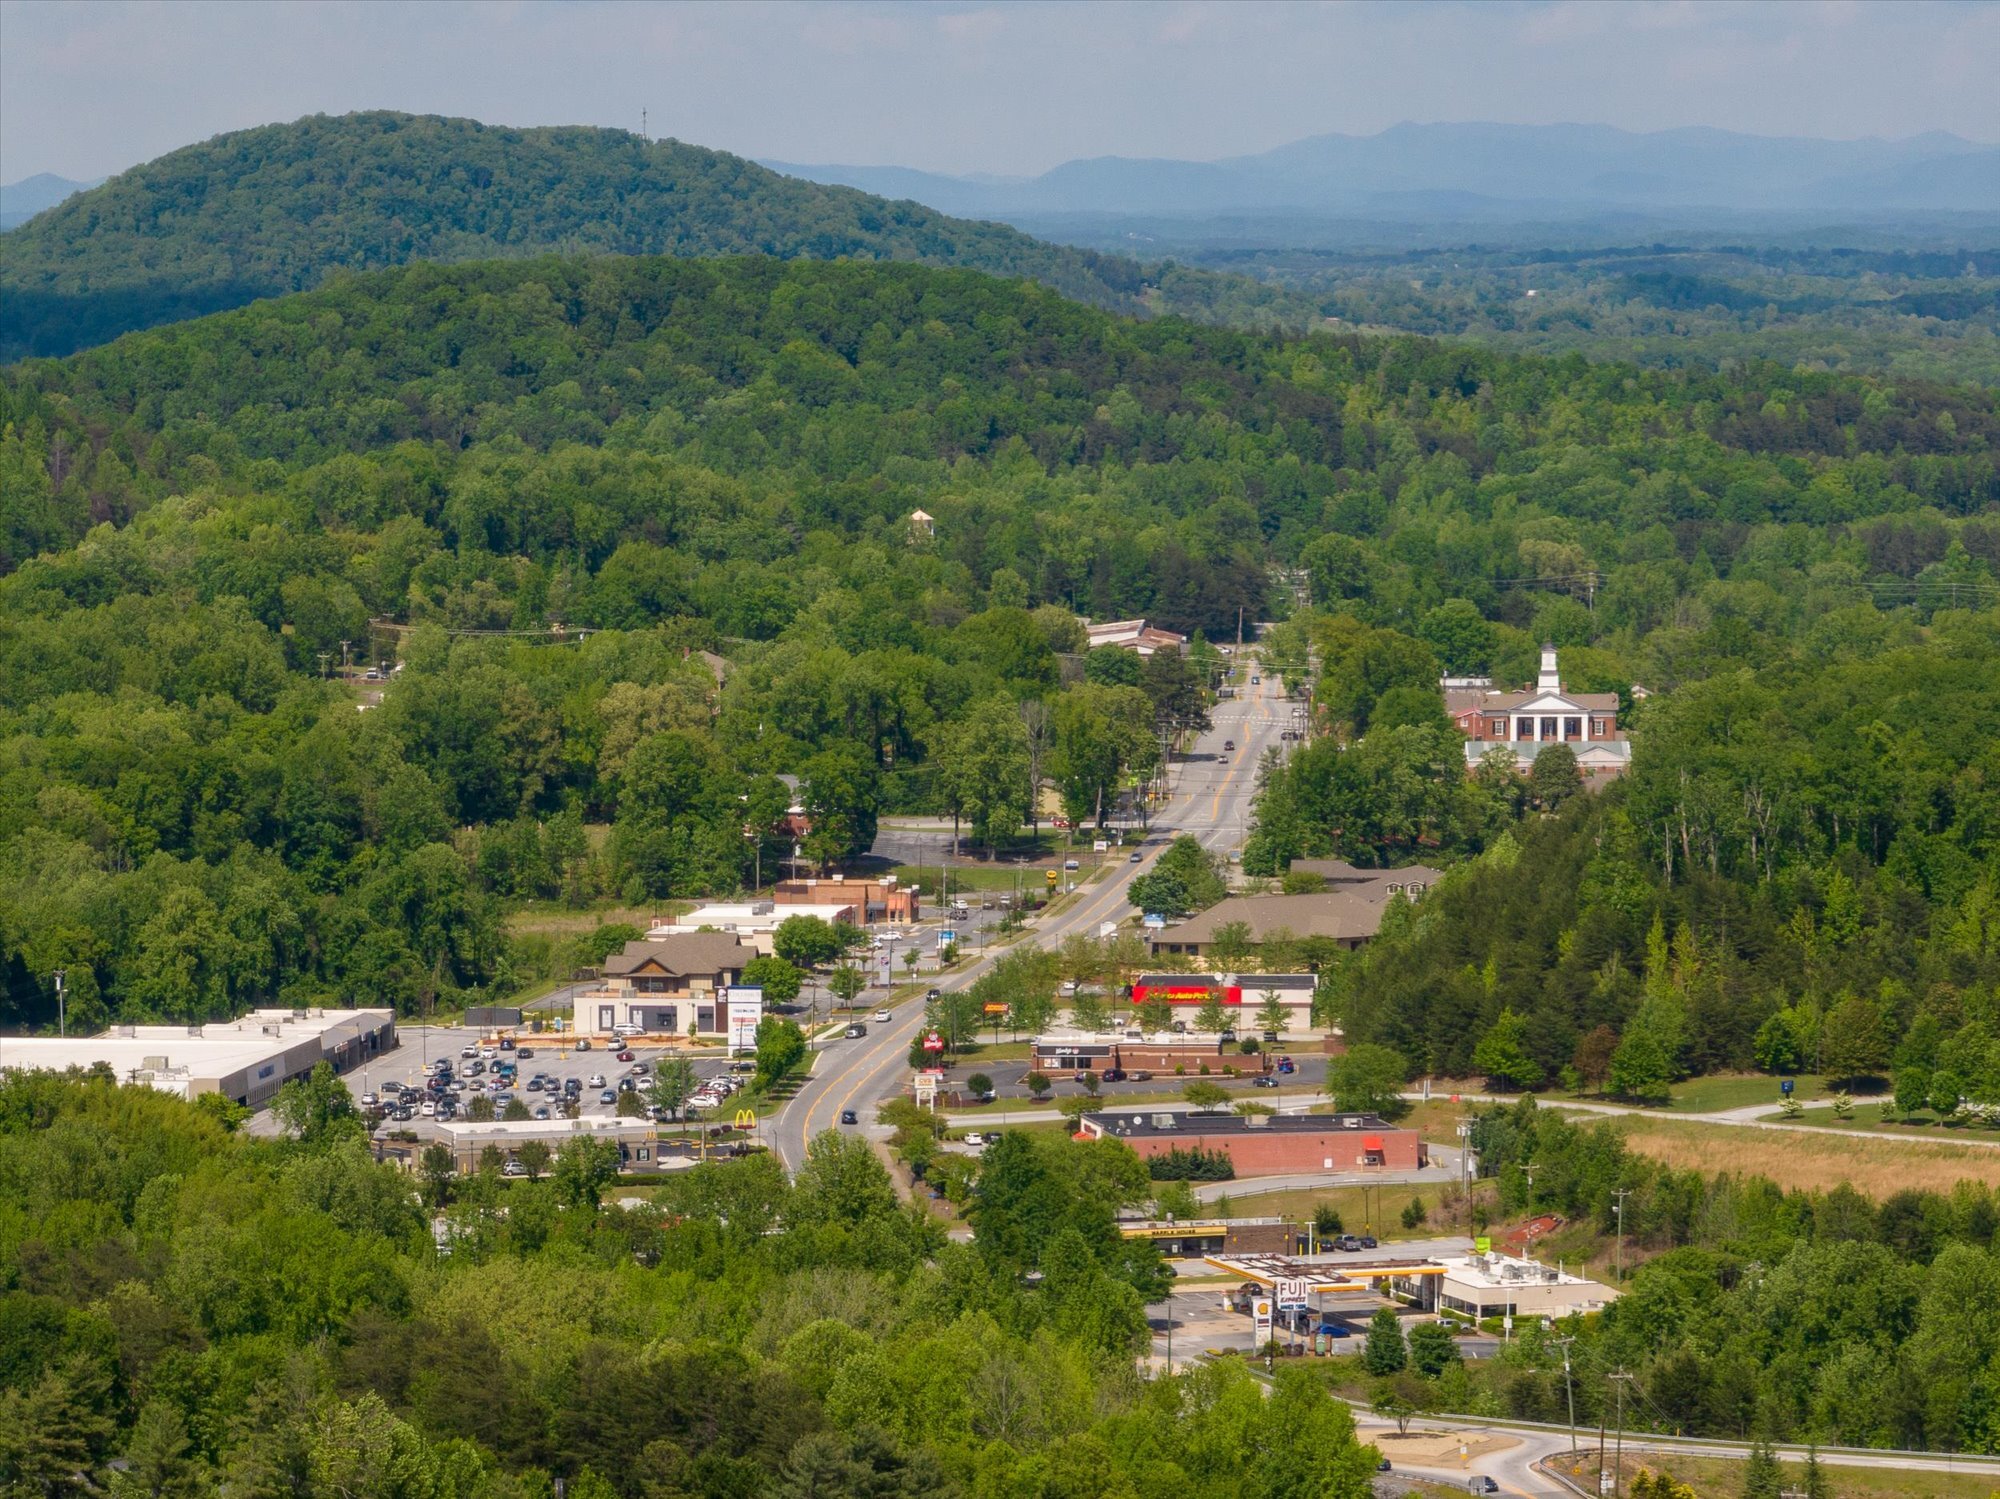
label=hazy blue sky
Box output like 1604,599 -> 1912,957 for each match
4,0 -> 1996,183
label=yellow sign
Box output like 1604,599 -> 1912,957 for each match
982,1002 -> 1007,1015
733,1109 -> 757,1132
1474,1235 -> 1492,1254
1045,870 -> 1059,886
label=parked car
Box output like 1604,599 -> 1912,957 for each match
460,1045 -> 477,1058
1131,1069 -> 1153,1082
501,1159 -> 526,1178
533,1106 -> 551,1120
598,1090 -> 617,1104
618,1077 -> 637,1093
574,1037 -> 592,1050
1100,1068 -> 1126,1082
616,1050 -> 635,1063
1319,1320 -> 1353,1341
588,1073 -> 606,1088
516,1047 -> 533,1060
359,1092 -> 378,1107
498,1037 -> 515,1051
1250,675 -> 1260,684
1063,859 -> 1080,871
1277,1056 -> 1296,1073
962,1132 -> 987,1147
630,1062 -> 649,1075
1334,1235 -> 1363,1252
1357,1235 -> 1378,1250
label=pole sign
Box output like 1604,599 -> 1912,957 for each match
937,929 -> 957,950
1276,1277 -> 1311,1310
1780,1077 -> 1794,1095
725,986 -> 764,1053
1252,1297 -> 1274,1338
922,1031 -> 945,1053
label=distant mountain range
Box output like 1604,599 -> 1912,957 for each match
769,122 -> 2000,222
1,112 -> 1309,360
0,172 -> 102,230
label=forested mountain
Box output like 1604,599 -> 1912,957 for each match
776,121 -> 2000,220
0,171 -> 101,230
4,251 -> 2000,1064
0,111 -> 1307,360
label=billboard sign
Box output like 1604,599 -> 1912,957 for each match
1276,1277 -> 1311,1309
726,986 -> 764,1052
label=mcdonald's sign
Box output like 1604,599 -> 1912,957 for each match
733,1108 -> 758,1132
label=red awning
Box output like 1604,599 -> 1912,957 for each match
1362,1136 -> 1384,1151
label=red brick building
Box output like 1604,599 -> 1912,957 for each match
1447,645 -> 1631,780
772,875 -> 920,923
1080,1110 -> 1425,1177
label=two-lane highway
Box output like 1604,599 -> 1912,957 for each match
770,666 -> 1290,1170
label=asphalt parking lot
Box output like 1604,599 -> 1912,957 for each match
344,1024 -> 743,1129
939,1048 -> 1332,1101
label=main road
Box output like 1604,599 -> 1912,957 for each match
770,667 -> 1291,1171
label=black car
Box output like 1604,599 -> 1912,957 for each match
1357,1235 -> 1378,1250
515,1047 -> 533,1060
839,1109 -> 859,1125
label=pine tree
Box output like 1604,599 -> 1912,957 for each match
1739,1438 -> 1780,1499
1362,1305 -> 1407,1375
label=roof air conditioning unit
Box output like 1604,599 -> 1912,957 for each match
142,1056 -> 169,1071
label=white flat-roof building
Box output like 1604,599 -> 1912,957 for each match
420,1114 -> 667,1170
648,899 -> 859,955
1389,1251 -> 1618,1322
0,1008 -> 396,1109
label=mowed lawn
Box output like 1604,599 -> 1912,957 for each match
1601,1115 -> 2000,1198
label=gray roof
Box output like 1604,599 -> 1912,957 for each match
1286,859 -> 1443,896
1156,891 -> 1388,946
604,935 -> 757,977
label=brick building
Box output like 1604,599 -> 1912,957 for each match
1030,1033 -> 1233,1074
1079,1110 -> 1426,1177
1447,645 -> 1631,779
773,875 -> 920,923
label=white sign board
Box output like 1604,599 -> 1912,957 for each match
1276,1277 -> 1312,1309
1143,913 -> 1167,929
1098,921 -> 1119,938
937,929 -> 957,949
726,986 -> 764,1052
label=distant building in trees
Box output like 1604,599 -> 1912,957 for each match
1081,618 -> 1189,656
1444,645 -> 1631,779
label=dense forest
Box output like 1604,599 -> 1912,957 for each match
5,251 -> 2000,1043
0,111 -> 1314,360
1180,242 -> 2000,385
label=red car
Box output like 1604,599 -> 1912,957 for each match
615,1049 -> 635,1063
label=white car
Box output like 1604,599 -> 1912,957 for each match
962,1132 -> 987,1147
588,1073 -> 606,1088
420,1098 -> 437,1117
873,1010 -> 892,1023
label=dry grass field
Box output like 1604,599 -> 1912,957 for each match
1621,1449 -> 1997,1499
1598,1115 -> 2000,1198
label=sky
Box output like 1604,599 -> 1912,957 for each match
3,0 -> 1998,184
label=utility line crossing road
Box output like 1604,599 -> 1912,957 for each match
770,671 -> 1288,1171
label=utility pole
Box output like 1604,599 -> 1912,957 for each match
317,651 -> 331,680
52,969 -> 67,1038
1553,1336 -> 1579,1455
1456,1119 -> 1474,1240
1612,1187 -> 1631,1284
338,638 -> 350,674
1609,1369 -> 1635,1499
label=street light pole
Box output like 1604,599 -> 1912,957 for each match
52,969 -> 67,1037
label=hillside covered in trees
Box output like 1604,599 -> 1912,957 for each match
0,111 -> 1311,360
4,252 -> 2000,1060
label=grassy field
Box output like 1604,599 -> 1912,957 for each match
1207,1180 -> 1452,1236
1661,1072 -> 1828,1113
503,902 -> 675,938
1755,1104 -> 2000,1139
1600,1115 -> 2000,1198
1618,1449 -> 1996,1499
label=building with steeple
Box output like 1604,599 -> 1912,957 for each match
1445,645 -> 1631,779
